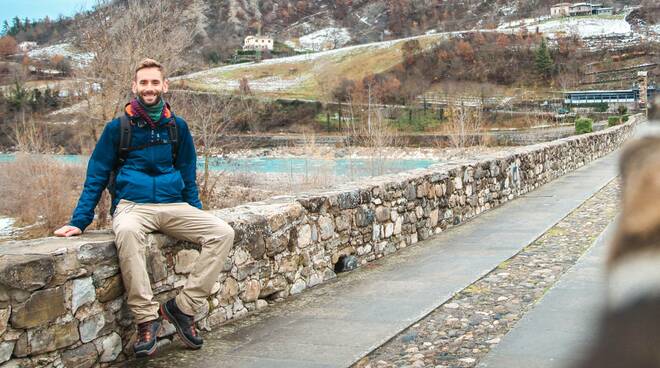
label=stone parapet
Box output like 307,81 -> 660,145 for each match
0,115 -> 642,367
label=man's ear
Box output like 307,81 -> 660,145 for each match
163,79 -> 169,93
131,80 -> 137,95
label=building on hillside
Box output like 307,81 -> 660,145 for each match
592,6 -> 613,15
551,3 -> 571,17
563,84 -> 656,106
243,35 -> 274,51
552,2 -> 613,17
569,3 -> 593,16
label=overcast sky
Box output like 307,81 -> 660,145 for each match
0,0 -> 94,27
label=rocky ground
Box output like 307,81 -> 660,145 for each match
224,145 -> 507,161
353,178 -> 620,368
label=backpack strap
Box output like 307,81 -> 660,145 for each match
168,115 -> 179,165
116,113 -> 179,166
118,114 -> 132,165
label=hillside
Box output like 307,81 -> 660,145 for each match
173,33 -> 451,99
3,0 -> 651,67
177,0 -> 655,66
173,9 -> 659,101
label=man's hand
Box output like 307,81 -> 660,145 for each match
54,225 -> 82,237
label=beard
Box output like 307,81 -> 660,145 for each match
138,91 -> 162,106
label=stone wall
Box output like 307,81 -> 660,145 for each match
0,115 -> 642,367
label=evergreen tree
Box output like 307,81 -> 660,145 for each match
535,38 -> 554,80
10,17 -> 21,36
23,17 -> 30,31
1,20 -> 9,36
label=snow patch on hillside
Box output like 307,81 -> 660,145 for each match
293,27 -> 352,52
27,43 -> 94,67
535,17 -> 632,38
201,75 -> 310,93
0,218 -> 15,237
177,32 -> 453,83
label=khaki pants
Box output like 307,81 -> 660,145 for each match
112,200 -> 234,324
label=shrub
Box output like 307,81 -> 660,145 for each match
608,116 -> 620,127
622,114 -> 629,122
575,117 -> 593,134
594,102 -> 609,112
617,105 -> 628,115
0,154 -> 86,238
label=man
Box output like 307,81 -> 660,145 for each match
54,58 -> 235,358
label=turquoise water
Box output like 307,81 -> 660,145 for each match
0,154 -> 436,177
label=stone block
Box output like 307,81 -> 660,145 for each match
78,242 -> 116,265
318,216 -> 335,240
265,233 -> 289,257
308,273 -> 322,288
91,265 -> 119,285
394,217 -> 403,235
354,207 -> 375,227
384,223 -> 394,238
372,224 -> 381,241
61,343 -> 98,368
11,287 -> 66,329
52,251 -> 87,286
337,190 -> 360,209
80,313 -> 105,343
236,262 -> 259,281
335,213 -> 351,231
240,280 -> 260,302
266,212 -> 287,232
404,183 -> 417,200
453,176 -> 463,191
290,279 -> 306,295
219,277 -> 239,304
375,206 -> 390,222
94,332 -> 122,363
297,224 -> 312,248
0,307 -> 9,336
72,277 -> 96,314
429,209 -> 439,227
297,196 -> 327,212
96,275 -> 124,303
416,182 -> 429,198
145,245 -> 168,282
0,255 -> 54,291
278,255 -> 301,274
0,341 -> 13,364
174,249 -> 200,274
29,320 -> 79,355
245,236 -> 266,260
259,276 -> 287,298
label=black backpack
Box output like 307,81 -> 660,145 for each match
107,114 -> 179,214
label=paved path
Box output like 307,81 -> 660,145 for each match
135,150 -> 620,368
477,221 -> 614,368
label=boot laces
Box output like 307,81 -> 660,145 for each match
138,322 -> 153,342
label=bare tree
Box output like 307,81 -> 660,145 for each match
169,91 -> 240,208
446,101 -> 483,148
74,0 -> 200,141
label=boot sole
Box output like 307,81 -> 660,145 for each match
160,304 -> 203,350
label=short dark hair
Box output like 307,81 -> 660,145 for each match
134,58 -> 165,79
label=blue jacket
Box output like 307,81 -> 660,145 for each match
70,104 -> 201,231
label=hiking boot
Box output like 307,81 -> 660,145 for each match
134,319 -> 161,358
160,298 -> 203,349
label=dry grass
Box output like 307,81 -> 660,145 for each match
0,154 -> 86,238
176,36 -> 429,99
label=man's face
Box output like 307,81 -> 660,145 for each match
132,67 -> 169,106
